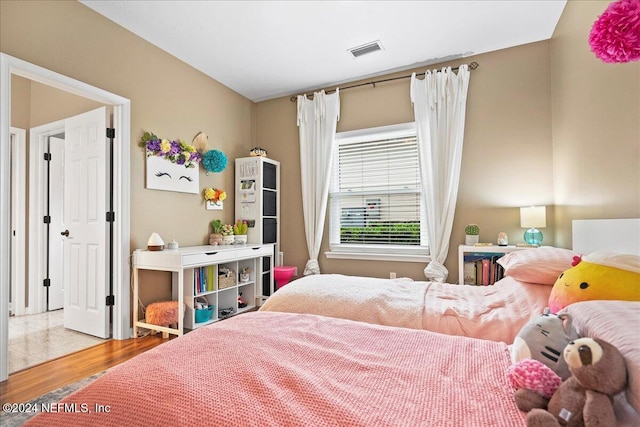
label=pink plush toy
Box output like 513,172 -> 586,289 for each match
507,359 -> 563,400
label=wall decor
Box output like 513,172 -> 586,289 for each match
589,0 -> 640,63
204,187 -> 226,210
140,131 -> 202,194
202,149 -> 228,173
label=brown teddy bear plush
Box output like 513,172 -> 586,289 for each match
515,337 -> 627,427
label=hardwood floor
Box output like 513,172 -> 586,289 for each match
0,335 -> 170,404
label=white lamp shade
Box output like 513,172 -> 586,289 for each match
520,206 -> 546,228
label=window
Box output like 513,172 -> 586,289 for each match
327,122 -> 429,262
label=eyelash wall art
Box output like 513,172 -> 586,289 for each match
141,131 -> 203,194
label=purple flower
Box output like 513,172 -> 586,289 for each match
147,139 -> 161,153
169,140 -> 181,155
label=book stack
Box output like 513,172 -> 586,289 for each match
194,265 -> 216,294
462,252 -> 505,286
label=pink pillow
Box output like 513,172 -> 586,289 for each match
563,301 -> 640,414
497,247 -> 579,285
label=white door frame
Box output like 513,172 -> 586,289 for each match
0,52 -> 132,382
10,127 -> 26,316
28,121 -> 65,314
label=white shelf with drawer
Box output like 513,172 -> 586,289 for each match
133,243 -> 274,337
458,244 -> 534,285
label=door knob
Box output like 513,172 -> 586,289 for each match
61,230 -> 70,237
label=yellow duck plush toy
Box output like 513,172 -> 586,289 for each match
548,251 -> 640,313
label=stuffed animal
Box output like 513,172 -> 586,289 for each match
511,308 -> 579,380
515,337 -> 628,427
507,358 -> 563,401
548,251 -> 640,313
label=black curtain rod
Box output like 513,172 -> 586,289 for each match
289,61 -> 479,102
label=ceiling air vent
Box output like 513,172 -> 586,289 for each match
349,40 -> 383,58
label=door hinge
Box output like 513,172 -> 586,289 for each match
106,295 -> 115,306
44,153 -> 51,161
106,211 -> 115,222
43,215 -> 51,224
106,128 -> 115,139
43,278 -> 51,287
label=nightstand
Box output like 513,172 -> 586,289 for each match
458,245 -> 533,285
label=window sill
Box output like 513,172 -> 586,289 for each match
324,251 -> 430,263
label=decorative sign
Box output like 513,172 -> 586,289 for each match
146,155 -> 199,194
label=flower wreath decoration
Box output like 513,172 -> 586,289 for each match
204,188 -> 227,205
589,0 -> 640,64
139,131 -> 203,168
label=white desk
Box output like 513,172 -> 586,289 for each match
132,244 -> 274,337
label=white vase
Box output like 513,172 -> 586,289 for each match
222,235 -> 234,245
465,234 -> 479,245
234,235 -> 247,244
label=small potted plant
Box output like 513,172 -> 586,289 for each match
221,223 -> 234,245
233,219 -> 248,244
209,219 -> 224,245
465,224 -> 480,245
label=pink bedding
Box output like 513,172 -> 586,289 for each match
260,274 -> 551,343
27,311 -> 526,426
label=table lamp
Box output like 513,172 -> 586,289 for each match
520,206 -> 546,245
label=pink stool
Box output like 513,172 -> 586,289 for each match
274,266 -> 296,290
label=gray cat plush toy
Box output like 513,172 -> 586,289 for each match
511,308 -> 579,380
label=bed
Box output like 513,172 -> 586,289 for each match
26,301 -> 639,426
259,247 -> 577,344
260,219 -> 640,344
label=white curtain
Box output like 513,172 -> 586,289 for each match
297,89 -> 340,275
410,65 -> 470,282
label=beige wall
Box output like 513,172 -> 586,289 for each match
12,75 -> 106,132
550,0 -> 640,248
257,41 -> 554,282
1,0 -> 255,304
257,1 -> 639,283
3,0 -> 637,293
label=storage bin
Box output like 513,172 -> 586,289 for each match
195,305 -> 215,323
218,268 -> 236,289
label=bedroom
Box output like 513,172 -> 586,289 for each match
0,0 -> 639,423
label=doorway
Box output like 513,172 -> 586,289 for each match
1,52 -> 132,382
27,108 -> 112,338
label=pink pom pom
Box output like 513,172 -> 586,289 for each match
507,359 -> 563,399
589,0 -> 640,63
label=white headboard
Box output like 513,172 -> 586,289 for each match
572,219 -> 640,256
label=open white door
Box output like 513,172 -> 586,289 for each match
63,107 -> 110,338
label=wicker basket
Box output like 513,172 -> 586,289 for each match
218,269 -> 236,289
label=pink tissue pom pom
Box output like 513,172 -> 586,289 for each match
589,0 -> 640,63
507,359 -> 562,399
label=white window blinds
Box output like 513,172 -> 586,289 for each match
329,123 -> 428,255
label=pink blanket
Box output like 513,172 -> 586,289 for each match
260,274 -> 551,343
27,312 -> 526,426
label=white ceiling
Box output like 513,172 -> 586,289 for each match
80,0 -> 567,102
